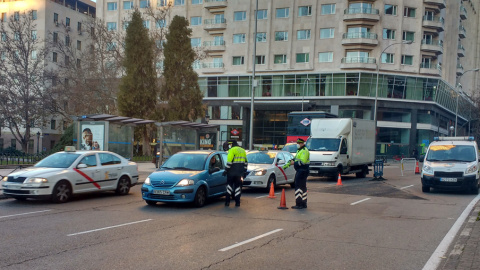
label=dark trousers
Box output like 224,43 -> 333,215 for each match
226,175 -> 242,205
294,169 -> 308,207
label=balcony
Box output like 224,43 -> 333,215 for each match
460,5 -> 467,20
459,25 -> 466,39
340,57 -> 376,70
422,16 -> 444,32
204,18 -> 226,31
420,40 -> 443,55
341,32 -> 378,46
419,63 -> 442,76
457,64 -> 464,76
204,0 -> 227,10
343,8 -> 380,22
203,40 -> 226,52
423,0 -> 446,9
201,62 -> 225,73
458,44 -> 465,57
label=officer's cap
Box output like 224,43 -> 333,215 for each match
297,138 -> 305,144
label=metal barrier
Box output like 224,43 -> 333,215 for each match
0,154 -> 47,166
401,158 -> 417,176
371,159 -> 386,181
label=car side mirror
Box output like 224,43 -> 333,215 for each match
420,156 -> 425,162
209,167 -> 220,174
77,164 -> 87,169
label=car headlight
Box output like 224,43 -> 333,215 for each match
423,164 -> 434,175
144,177 -> 151,186
2,176 -> 7,181
24,177 -> 48,184
466,164 -> 478,174
176,179 -> 194,186
254,169 -> 267,176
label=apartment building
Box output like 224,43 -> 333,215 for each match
99,0 -> 480,157
0,0 -> 96,153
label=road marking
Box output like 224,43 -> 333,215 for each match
256,193 -> 279,199
350,198 -> 371,205
67,219 -> 153,236
219,229 -> 283,251
0,209 -> 51,219
400,185 -> 414,190
422,194 -> 480,270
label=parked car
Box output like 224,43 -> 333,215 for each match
242,150 -> 296,192
141,150 -> 228,207
282,143 -> 298,157
1,147 -> 139,203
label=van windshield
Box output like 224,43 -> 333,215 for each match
426,145 -> 477,162
306,138 -> 340,151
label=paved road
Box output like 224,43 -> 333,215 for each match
0,163 -> 477,269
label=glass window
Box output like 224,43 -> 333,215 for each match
274,54 -> 287,64
192,0 -> 203,4
99,153 -> 122,165
79,155 -> 97,167
234,11 -> 246,21
54,13 -> 58,23
31,30 -> 37,40
256,32 -> 267,42
296,53 -> 309,63
52,52 -> 57,62
140,0 -> 150,8
275,31 -> 288,41
383,29 -> 395,40
401,55 -> 413,65
156,19 -> 166,28
14,12 -> 19,21
233,33 -> 246,44
381,53 -> 394,64
123,1 -> 133,9
77,40 -> 82,50
31,10 -> 37,20
276,8 -> 289,18
143,20 -> 150,29
402,31 -> 415,42
255,55 -> 265,65
191,16 -> 202,26
385,4 -> 397,15
158,0 -> 168,6
31,50 -> 37,60
107,22 -> 117,31
404,7 -> 416,18
78,22 -> 82,31
232,56 -> 244,65
107,2 -> 117,10
175,0 -> 185,5
256,10 -> 268,20
321,4 -> 335,15
297,30 -> 311,40
320,28 -> 334,39
319,52 -> 333,62
298,6 -> 312,16
190,37 -> 201,47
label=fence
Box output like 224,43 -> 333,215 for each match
401,158 -> 417,176
0,153 -> 48,166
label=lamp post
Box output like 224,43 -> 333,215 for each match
36,131 -> 40,154
374,40 -> 412,158
302,78 -> 310,112
248,0 -> 259,150
455,68 -> 479,136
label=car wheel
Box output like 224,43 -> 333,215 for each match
265,175 -> 276,193
51,180 -> 72,203
115,176 -> 131,195
145,200 -> 157,206
422,185 -> 430,193
194,186 -> 207,208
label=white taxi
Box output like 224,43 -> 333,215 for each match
242,150 -> 296,192
1,147 -> 139,203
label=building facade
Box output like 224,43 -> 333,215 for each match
100,0 -> 480,157
0,0 -> 96,153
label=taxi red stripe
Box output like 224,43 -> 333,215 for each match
73,168 -> 101,189
276,166 -> 288,181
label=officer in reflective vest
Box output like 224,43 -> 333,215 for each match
224,140 -> 248,207
283,138 -> 310,209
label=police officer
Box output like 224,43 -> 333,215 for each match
283,138 -> 310,209
224,140 -> 248,207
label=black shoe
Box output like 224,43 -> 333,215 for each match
235,203 -> 240,207
291,205 -> 304,209
303,205 -> 307,209
225,202 -> 230,206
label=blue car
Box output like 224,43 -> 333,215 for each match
141,150 -> 228,207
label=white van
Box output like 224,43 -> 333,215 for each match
421,137 -> 479,194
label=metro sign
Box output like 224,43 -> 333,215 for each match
231,129 -> 240,136
300,118 -> 311,126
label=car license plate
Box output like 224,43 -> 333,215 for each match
310,170 -> 319,174
6,184 -> 21,190
441,178 -> 457,182
153,190 -> 170,195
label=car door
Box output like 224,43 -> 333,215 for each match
207,153 -> 226,195
98,153 -> 122,190
275,152 -> 288,184
75,154 -> 101,193
283,152 -> 296,183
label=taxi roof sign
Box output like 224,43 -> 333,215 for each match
64,146 -> 76,152
434,136 -> 474,141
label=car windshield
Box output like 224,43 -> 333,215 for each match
282,144 -> 297,153
161,153 -> 207,171
426,145 -> 477,162
306,138 -> 340,151
247,152 -> 275,164
35,153 -> 81,168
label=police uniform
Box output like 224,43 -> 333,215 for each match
283,138 -> 310,209
225,140 -> 248,207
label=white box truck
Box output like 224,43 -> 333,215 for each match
306,118 -> 375,178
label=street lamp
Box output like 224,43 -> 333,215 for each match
373,40 -> 412,158
455,68 -> 479,136
248,0 -> 259,150
302,78 -> 310,112
449,126 -> 454,137
36,131 -> 40,154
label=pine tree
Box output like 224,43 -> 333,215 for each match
163,15 -> 204,121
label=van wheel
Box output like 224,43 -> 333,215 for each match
422,185 -> 430,193
355,166 -> 367,178
471,184 -> 479,195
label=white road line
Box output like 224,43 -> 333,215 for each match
255,193 -> 279,199
0,209 -> 51,219
422,194 -> 480,270
219,229 -> 283,252
400,185 -> 414,190
350,198 -> 371,205
67,219 -> 153,236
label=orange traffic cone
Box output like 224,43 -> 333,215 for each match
268,182 -> 276,198
277,189 -> 288,209
336,173 -> 343,186
415,161 -> 420,174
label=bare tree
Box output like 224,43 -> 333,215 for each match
0,11 -> 54,152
